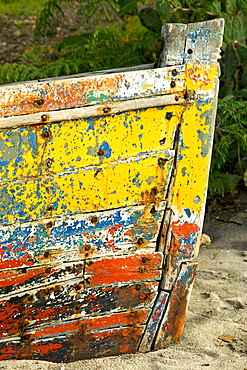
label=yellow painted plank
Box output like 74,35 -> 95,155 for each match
0,150 -> 174,224
0,106 -> 182,183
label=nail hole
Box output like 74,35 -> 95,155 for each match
159,138 -> 166,145
166,112 -> 172,120
187,49 -> 193,54
74,284 -> 81,291
44,251 -> 50,258
150,206 -> 156,214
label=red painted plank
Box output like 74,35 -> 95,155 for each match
85,252 -> 163,286
27,309 -> 150,341
0,326 -> 145,362
0,282 -> 158,339
154,263 -> 197,349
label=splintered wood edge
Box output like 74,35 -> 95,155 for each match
159,18 -> 225,66
0,95 -> 190,129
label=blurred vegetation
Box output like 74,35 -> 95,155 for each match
0,0 -> 246,197
0,0 -> 47,16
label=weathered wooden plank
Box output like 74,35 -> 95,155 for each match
26,309 -> 151,340
185,19 -> 225,63
158,23 -> 187,67
0,202 -> 166,270
154,263 -> 197,349
138,290 -> 169,352
0,326 -> 145,362
0,252 -> 162,297
0,261 -> 84,297
84,252 -> 163,287
0,150 -> 174,225
0,281 -> 158,339
0,66 -> 185,119
160,221 -> 199,290
0,95 -> 190,130
0,105 -> 182,182
160,61 -> 222,290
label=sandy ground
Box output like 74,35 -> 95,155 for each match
0,194 -> 247,370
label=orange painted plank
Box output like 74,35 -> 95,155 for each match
84,252 -> 163,286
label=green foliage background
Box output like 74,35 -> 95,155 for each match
0,0 -> 247,198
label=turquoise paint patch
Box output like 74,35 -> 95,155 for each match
145,176 -> 155,185
197,130 -> 211,157
181,167 -> 187,176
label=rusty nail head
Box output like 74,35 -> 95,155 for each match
150,187 -> 158,196
139,292 -> 148,300
150,205 -> 156,214
139,267 -> 147,273
142,257 -> 149,264
135,284 -> 142,291
45,267 -> 52,274
170,81 -> 176,88
45,220 -> 54,229
87,260 -> 93,267
103,107 -> 110,113
46,204 -> 54,212
175,96 -> 179,101
44,251 -> 50,258
85,245 -> 91,251
91,216 -> 98,224
21,334 -> 31,342
172,69 -> 177,76
41,114 -> 47,122
27,295 -> 34,301
166,112 -> 172,120
34,98 -> 44,106
137,237 -> 144,245
158,157 -> 168,167
75,284 -> 81,291
74,305 -> 81,313
97,149 -> 105,157
42,130 -> 51,139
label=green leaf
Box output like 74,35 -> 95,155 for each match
224,44 -> 237,83
233,11 -> 247,44
236,44 -> 247,65
139,8 -> 162,33
222,13 -> 233,43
